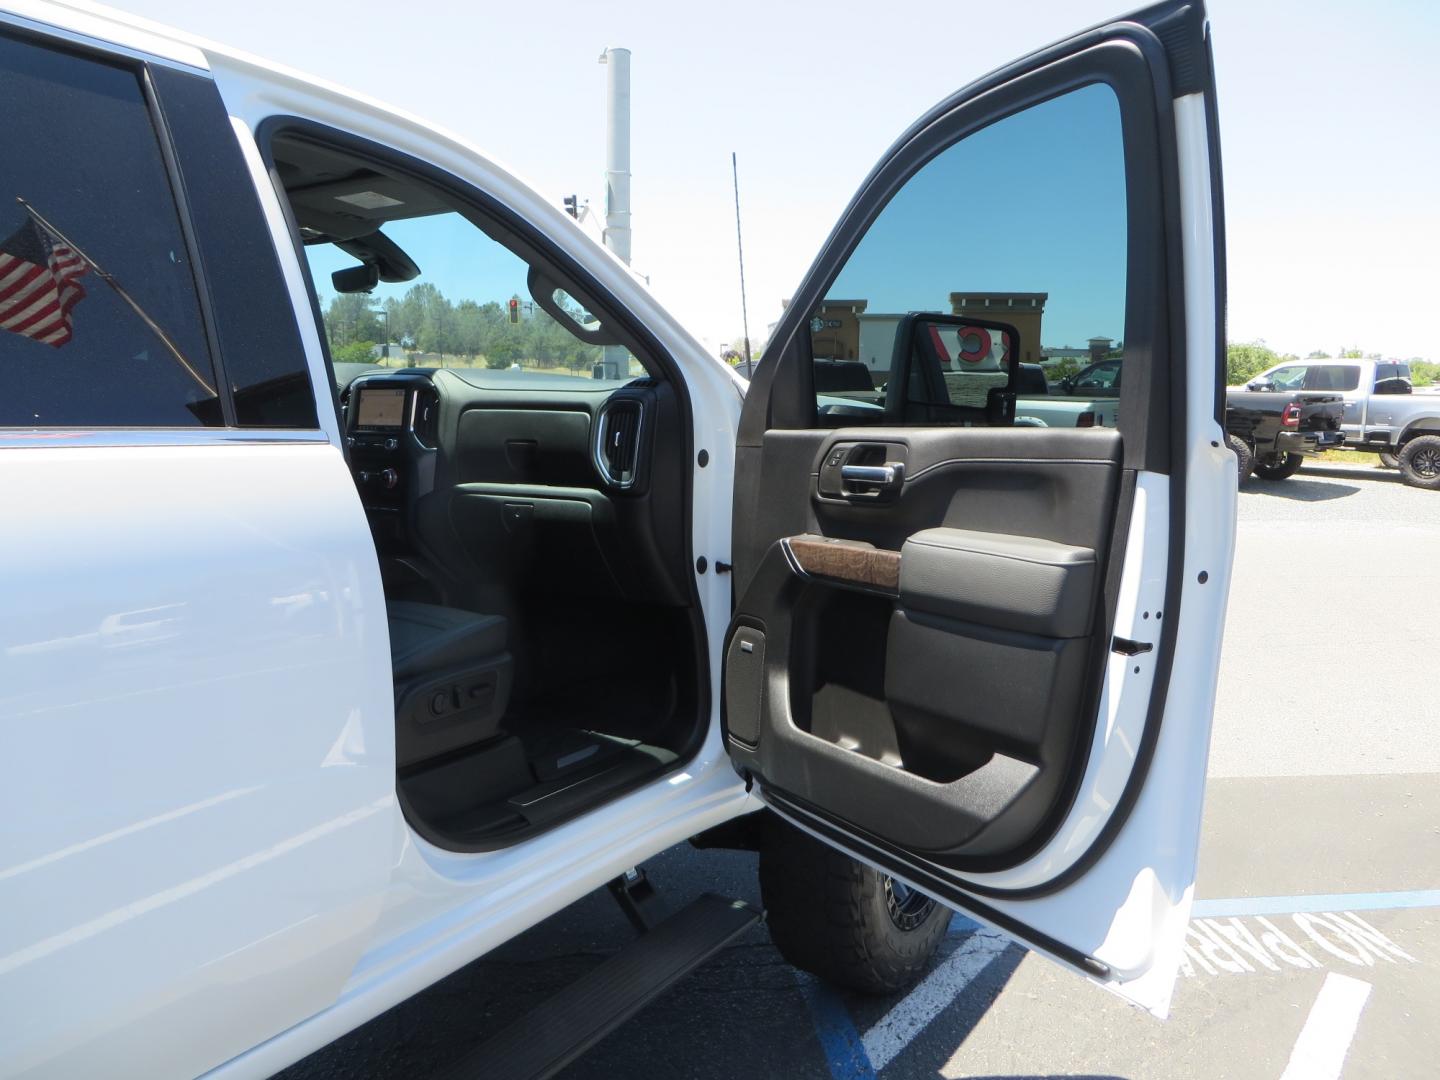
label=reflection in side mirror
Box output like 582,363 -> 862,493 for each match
892,312 -> 1020,424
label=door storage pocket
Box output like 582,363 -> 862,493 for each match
884,608 -> 1088,758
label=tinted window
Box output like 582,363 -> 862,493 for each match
1373,363 -> 1411,395
809,84 -> 1127,426
1303,365 -> 1360,392
1267,366 -> 1307,391
0,36 -> 220,427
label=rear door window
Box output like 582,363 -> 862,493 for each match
1373,363 -> 1412,395
1303,365 -> 1360,392
0,34 -> 220,427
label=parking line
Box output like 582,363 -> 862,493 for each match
803,893 -> 1426,1078
1278,973 -> 1372,1080
798,974 -> 877,1080
1193,890 -> 1440,917
861,928 -> 1010,1071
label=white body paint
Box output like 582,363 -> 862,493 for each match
0,3 -> 1232,1076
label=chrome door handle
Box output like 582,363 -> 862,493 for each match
840,465 -> 897,485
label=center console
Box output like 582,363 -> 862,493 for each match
345,373 -> 438,552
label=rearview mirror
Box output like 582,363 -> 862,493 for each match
332,263 -> 379,294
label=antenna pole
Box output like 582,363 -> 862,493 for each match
731,152 -> 753,379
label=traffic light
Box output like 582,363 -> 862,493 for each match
563,195 -> 579,219
508,298 -> 519,324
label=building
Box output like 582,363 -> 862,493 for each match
803,299 -> 868,362
949,293 -> 1047,365
787,290 -> 1119,377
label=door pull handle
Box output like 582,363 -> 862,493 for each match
840,464 -> 898,485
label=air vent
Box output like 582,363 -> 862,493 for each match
594,397 -> 645,489
411,388 -> 439,449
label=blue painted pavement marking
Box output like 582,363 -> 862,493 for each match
798,974 -> 876,1080
1192,889 -> 1440,917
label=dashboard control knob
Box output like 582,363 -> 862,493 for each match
384,437 -> 399,452
345,435 -> 356,449
380,467 -> 399,489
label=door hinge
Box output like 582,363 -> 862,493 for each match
1111,636 -> 1154,657
715,561 -> 733,574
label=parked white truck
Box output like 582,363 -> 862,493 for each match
1235,359 -> 1440,489
0,2 -> 1234,1078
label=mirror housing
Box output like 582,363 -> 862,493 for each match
883,312 -> 1020,426
332,263 -> 379,294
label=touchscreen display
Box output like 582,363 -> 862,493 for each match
356,387 -> 406,428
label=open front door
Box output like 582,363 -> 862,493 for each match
722,1 -> 1233,1015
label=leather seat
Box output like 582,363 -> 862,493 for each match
387,601 -> 507,679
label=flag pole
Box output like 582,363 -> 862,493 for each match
16,197 -> 216,397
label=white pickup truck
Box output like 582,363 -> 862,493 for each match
0,3 -> 1236,1078
1235,358 -> 1440,488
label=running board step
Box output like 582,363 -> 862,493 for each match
437,893 -> 762,1080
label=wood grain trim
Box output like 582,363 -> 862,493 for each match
785,534 -> 900,592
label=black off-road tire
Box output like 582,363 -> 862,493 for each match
1253,452 -> 1304,480
1397,435 -> 1440,490
759,819 -> 949,995
1225,433 -> 1253,483
1378,451 -> 1400,469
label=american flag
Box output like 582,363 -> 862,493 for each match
0,216 -> 88,348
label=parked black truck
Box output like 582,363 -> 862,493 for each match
1225,390 -> 1346,481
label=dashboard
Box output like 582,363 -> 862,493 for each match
338,368 -> 689,610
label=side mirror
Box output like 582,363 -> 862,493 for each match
883,312 -> 1019,424
1247,379 -> 1274,392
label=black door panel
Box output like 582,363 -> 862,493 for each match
725,427 -> 1121,865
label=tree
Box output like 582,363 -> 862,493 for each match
1048,357 -> 1082,382
1227,341 -> 1295,386
1409,360 -> 1439,387
323,294 -> 382,347
1339,346 -> 1365,359
332,340 -> 377,363
1305,349 -> 1330,359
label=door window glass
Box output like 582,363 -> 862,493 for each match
0,35 -> 220,427
1266,366 -> 1307,391
1303,365 -> 1360,392
1373,363 -> 1411,395
808,83 -> 1127,426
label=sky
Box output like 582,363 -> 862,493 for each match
112,0 -> 1440,361
827,83 -> 1127,349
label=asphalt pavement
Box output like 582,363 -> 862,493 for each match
281,458 -> 1440,1080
